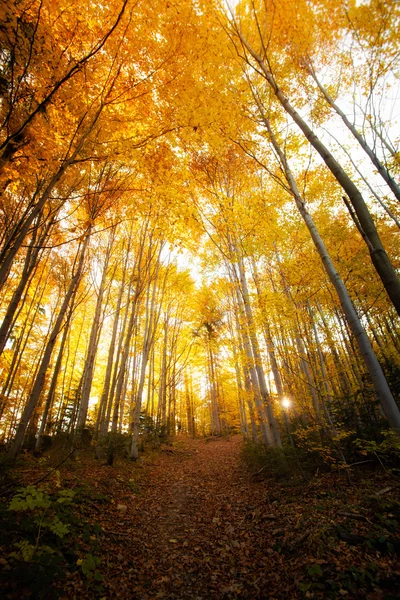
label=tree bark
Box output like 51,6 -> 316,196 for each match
234,29 -> 400,316
234,247 -> 282,446
229,270 -> 273,445
308,64 -> 400,203
129,244 -> 164,459
0,217 -> 53,355
76,233 -> 114,436
0,105 -> 103,291
35,306 -> 73,450
7,231 -> 91,458
260,113 -> 400,431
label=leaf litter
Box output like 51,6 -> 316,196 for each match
3,436 -> 400,599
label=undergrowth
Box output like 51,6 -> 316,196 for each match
240,440 -> 309,481
0,483 -> 103,599
241,427 -> 400,482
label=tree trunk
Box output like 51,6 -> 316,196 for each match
35,305 -> 73,450
76,234 -> 114,437
235,30 -> 400,316
234,248 -> 282,446
0,218 -> 53,355
260,113 -> 400,431
308,64 -> 400,203
7,231 -> 91,458
230,276 -> 271,444
129,245 -> 164,459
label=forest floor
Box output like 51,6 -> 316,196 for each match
2,435 -> 400,599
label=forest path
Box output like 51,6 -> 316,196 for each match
101,436 -> 283,599
12,435 -> 400,598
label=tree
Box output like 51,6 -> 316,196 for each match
227,1 -> 400,316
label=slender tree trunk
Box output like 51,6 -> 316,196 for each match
129,246 -> 164,459
0,219 -> 52,355
260,114 -> 400,431
7,231 -> 91,458
250,259 -> 293,439
308,302 -> 336,424
101,276 -> 133,437
169,361 -> 177,438
233,249 -> 281,445
308,64 -> 400,203
111,293 -> 140,434
236,31 -> 400,315
208,343 -> 221,435
316,301 -> 352,397
227,310 -> 249,437
296,333 -> 323,423
76,234 -> 114,436
364,311 -> 391,367
35,305 -> 73,449
159,321 -> 168,430
230,275 -> 272,444
382,316 -> 400,353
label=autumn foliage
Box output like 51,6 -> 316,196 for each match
0,0 -> 398,475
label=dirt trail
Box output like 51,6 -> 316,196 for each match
102,436 -> 282,599
9,435 -> 400,598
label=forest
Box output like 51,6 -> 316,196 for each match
0,0 -> 399,598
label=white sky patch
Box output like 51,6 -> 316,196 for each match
174,247 -> 205,286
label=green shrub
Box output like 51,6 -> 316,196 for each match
241,440 -> 304,480
0,484 -> 103,598
354,430 -> 400,470
97,431 -> 130,465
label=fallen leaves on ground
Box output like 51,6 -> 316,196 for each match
2,436 -> 400,599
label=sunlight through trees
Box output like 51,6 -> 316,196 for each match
0,0 -> 399,460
